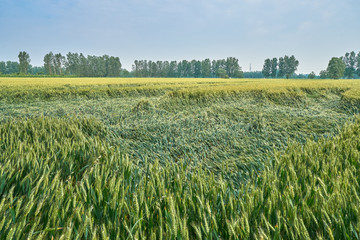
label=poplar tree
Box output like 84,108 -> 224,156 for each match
278,55 -> 299,79
201,59 -> 212,78
18,51 -> 30,74
54,53 -> 65,75
44,52 -> 55,75
262,59 -> 271,78
342,51 -> 356,78
270,58 -> 278,78
225,57 -> 242,78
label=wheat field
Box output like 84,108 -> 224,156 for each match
1,77 -> 360,98
0,77 -> 360,239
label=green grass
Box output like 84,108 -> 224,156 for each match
0,78 -> 360,239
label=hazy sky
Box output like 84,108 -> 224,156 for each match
0,0 -> 359,74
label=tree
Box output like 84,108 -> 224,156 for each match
0,62 -> 5,74
211,60 -> 221,78
342,51 -> 356,78
308,71 -> 316,79
87,55 -> 97,76
278,55 -> 299,78
5,61 -> 19,74
162,61 -> 170,77
44,52 -> 55,75
262,59 -> 271,78
225,57 -> 242,78
98,55 -> 108,77
168,61 -> 178,77
327,57 -> 345,79
107,56 -> 122,77
319,70 -> 328,79
217,68 -> 228,78
270,58 -> 278,78
295,74 -> 306,79
132,60 -> 140,77
65,52 -> 80,75
54,53 -> 65,75
278,57 -> 285,78
201,59 -> 212,78
149,61 -> 157,77
132,60 -> 151,77
234,68 -> 243,78
156,61 -> 164,77
120,68 -> 132,77
211,59 -> 226,78
18,51 -> 31,74
29,66 -> 45,75
191,60 -> 202,78
79,54 -> 89,77
178,60 -> 191,77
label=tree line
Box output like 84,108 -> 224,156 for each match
44,52 -> 123,77
319,51 -> 360,79
1,50 -> 360,79
132,57 -> 243,78
0,52 -> 123,77
0,52 -> 244,78
261,51 -> 360,79
0,61 -> 19,75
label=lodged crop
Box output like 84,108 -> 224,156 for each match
0,116 -> 360,239
1,77 -> 360,103
0,78 -> 360,239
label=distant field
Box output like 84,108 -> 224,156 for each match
0,77 -> 359,91
1,78 -> 360,239
1,77 -> 360,102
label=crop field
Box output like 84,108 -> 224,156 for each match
1,77 -> 360,101
1,77 -> 360,239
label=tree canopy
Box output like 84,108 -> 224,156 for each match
327,57 -> 346,79
342,51 -> 357,78
278,55 -> 299,79
18,51 -> 31,74
262,59 -> 271,78
262,56 -> 298,79
43,52 -> 122,77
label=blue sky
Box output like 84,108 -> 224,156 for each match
0,0 -> 359,74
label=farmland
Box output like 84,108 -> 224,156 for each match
1,77 -> 360,239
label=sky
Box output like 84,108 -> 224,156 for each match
0,0 -> 359,74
